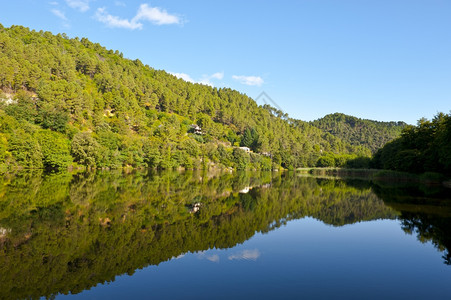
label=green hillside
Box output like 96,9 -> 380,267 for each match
372,112 -> 451,175
311,113 -> 407,153
0,24 -> 371,171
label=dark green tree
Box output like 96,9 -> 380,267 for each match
71,132 -> 102,167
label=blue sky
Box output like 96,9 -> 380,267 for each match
1,0 -> 450,124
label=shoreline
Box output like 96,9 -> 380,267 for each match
296,167 -> 451,188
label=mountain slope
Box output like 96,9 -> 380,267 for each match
310,113 -> 407,153
0,24 -> 369,171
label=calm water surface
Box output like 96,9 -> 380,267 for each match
0,171 -> 450,299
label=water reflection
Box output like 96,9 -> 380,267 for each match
0,170 -> 449,299
228,249 -> 261,261
371,181 -> 451,266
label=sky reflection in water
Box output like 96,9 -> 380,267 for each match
65,217 -> 451,300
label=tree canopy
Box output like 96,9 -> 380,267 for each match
311,113 -> 406,153
0,24 -> 375,171
372,112 -> 451,175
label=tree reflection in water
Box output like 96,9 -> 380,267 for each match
371,181 -> 451,266
0,170 -> 449,299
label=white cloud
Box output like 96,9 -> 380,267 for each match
114,1 -> 126,7
65,0 -> 90,12
95,7 -> 143,30
206,254 -> 219,262
171,72 -> 223,87
211,72 -> 224,80
171,72 -> 196,83
198,78 -> 214,86
132,4 -> 181,25
51,9 -> 67,21
228,249 -> 261,261
196,252 -> 220,263
232,75 -> 264,86
95,3 -> 181,30
49,1 -> 59,5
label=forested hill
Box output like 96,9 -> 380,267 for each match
0,24 -> 370,171
310,113 -> 407,153
372,112 -> 451,175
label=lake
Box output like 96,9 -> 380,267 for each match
0,170 -> 450,299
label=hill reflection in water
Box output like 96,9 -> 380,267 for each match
0,170 -> 449,299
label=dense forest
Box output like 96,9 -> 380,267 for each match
310,113 -> 407,153
0,24 -> 377,171
372,112 -> 451,175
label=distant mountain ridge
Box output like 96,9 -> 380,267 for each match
310,113 -> 407,153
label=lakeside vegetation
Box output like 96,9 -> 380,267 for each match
0,24 -> 448,177
372,112 -> 451,176
300,111 -> 451,181
0,24 -> 375,172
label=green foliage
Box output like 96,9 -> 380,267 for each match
372,112 -> 451,175
71,132 -> 102,167
233,148 -> 250,170
311,113 -> 406,153
4,90 -> 37,122
345,156 -> 371,169
259,157 -> 271,170
36,130 -> 72,169
36,104 -> 69,133
316,155 -> 335,167
0,133 -> 9,162
313,152 -> 371,169
180,138 -> 200,157
240,128 -> 260,151
7,129 -> 43,168
142,139 -> 161,168
0,24 -> 374,170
